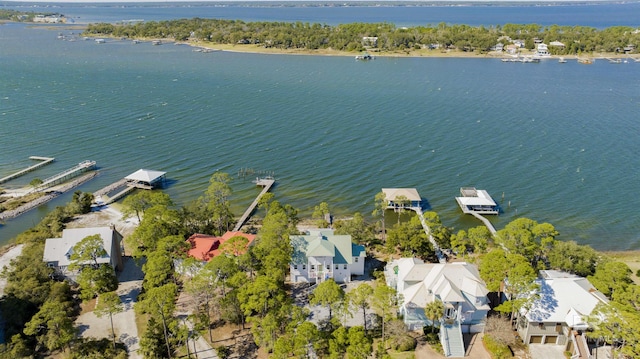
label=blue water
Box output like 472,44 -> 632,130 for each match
1,3 -> 640,250
2,1 -> 640,28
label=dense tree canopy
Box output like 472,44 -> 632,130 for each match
85,19 -> 640,55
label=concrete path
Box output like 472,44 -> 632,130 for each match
0,244 -> 24,296
75,256 -> 144,359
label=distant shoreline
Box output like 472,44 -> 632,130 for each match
98,34 -> 636,60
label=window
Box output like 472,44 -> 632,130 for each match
354,257 -> 359,263
538,323 -> 544,329
344,264 -> 347,270
335,265 -> 339,270
293,265 -> 298,270
311,265 -> 315,270
302,265 -> 306,270
326,265 -> 330,270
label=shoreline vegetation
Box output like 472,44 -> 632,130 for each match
3,179 -> 640,357
82,17 -> 640,59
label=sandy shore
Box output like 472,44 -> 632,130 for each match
67,204 -> 139,238
79,31 -> 639,60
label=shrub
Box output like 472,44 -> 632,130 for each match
391,335 -> 417,352
216,346 -> 231,359
483,334 -> 513,359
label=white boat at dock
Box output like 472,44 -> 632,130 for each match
355,52 -> 374,61
501,56 -> 540,63
559,57 -> 567,63
95,38 -> 106,44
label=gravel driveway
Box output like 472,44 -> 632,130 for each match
75,256 -> 144,358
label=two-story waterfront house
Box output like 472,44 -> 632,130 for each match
517,270 -> 608,356
385,258 -> 490,357
290,229 -> 365,283
43,226 -> 124,280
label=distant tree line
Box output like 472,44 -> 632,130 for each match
0,10 -> 59,22
85,19 -> 640,54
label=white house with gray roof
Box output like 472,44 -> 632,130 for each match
290,229 -> 365,283
43,227 -> 124,278
385,258 -> 490,357
517,270 -> 608,350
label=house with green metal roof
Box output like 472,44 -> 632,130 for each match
290,229 -> 365,283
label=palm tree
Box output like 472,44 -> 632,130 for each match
424,300 -> 445,333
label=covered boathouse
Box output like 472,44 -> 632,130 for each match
455,187 -> 499,215
125,169 -> 167,189
381,188 -> 422,210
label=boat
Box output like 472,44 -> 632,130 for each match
95,38 -> 106,44
578,58 -> 593,64
608,58 -> 622,64
355,52 -> 374,61
152,40 -> 162,46
558,57 -> 567,63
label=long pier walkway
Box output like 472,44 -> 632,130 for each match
469,212 -> 497,235
94,179 -> 128,197
0,156 -> 55,184
412,207 -> 447,263
233,177 -> 275,232
104,186 -> 136,205
34,160 -> 96,192
0,171 -> 98,221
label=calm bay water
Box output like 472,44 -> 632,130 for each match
1,3 -> 640,250
2,1 -> 640,28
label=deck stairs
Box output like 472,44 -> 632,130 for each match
442,321 -> 465,357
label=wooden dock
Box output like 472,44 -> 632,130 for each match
103,185 -> 136,205
94,179 -> 128,197
233,177 -> 275,231
469,212 -> 497,235
0,156 -> 55,184
34,160 -> 96,191
413,207 -> 447,263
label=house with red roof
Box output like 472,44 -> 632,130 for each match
186,231 -> 255,262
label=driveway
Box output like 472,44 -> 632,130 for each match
75,256 -> 144,359
528,344 -> 566,359
175,292 -> 218,359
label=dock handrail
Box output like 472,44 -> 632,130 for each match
233,178 -> 275,231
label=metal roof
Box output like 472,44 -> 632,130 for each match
125,169 -> 166,183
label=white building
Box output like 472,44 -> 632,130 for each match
385,258 -> 490,357
517,270 -> 608,354
535,43 -> 550,57
290,229 -> 365,283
